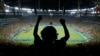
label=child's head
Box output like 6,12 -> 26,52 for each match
41,26 -> 58,42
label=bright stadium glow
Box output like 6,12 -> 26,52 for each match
27,10 -> 32,14
91,11 -> 96,14
71,9 -> 77,12
37,9 -> 40,12
5,9 -> 10,12
90,7 -> 95,10
52,10 -> 56,12
65,10 -> 70,12
81,8 -> 87,11
32,9 -> 35,12
48,9 -> 52,12
4,4 -> 98,16
14,7 -> 19,10
40,9 -> 43,12
59,10 -> 63,12
44,10 -> 47,12
70,11 -> 76,14
49,13 -> 53,16
22,8 -> 31,11
4,4 -> 10,8
69,9 -> 78,15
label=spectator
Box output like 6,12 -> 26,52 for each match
33,15 -> 70,56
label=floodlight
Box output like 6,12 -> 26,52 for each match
27,10 -> 32,13
5,9 -> 10,12
14,7 -> 19,10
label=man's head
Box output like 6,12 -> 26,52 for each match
41,26 -> 58,42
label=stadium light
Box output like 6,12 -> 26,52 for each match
37,9 -> 40,12
48,9 -> 52,12
89,7 -> 96,10
27,10 -> 32,14
59,10 -> 63,12
14,7 -> 19,10
4,4 -> 10,8
91,11 -> 96,14
49,13 -> 53,16
52,10 -> 56,12
40,9 -> 43,12
32,9 -> 35,12
44,10 -> 47,12
81,8 -> 87,11
70,11 -> 76,14
71,9 -> 77,12
22,8 -> 27,11
22,8 -> 31,11
36,9 -> 43,12
5,9 -> 10,12
65,10 -> 71,12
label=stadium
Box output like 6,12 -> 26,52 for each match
0,0 -> 100,56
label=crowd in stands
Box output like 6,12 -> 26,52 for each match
0,18 -> 33,43
0,16 -> 100,56
72,20 -> 100,39
0,16 -> 100,44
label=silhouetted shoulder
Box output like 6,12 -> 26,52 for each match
53,40 -> 66,48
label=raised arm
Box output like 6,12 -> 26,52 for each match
60,19 -> 70,42
33,15 -> 42,42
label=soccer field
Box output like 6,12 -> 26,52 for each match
13,25 -> 89,45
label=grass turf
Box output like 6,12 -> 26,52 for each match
13,25 -> 89,45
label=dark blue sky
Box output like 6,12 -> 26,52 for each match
4,0 -> 94,9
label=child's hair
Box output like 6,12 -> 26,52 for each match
41,26 -> 58,42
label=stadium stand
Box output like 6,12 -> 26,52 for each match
0,15 -> 100,56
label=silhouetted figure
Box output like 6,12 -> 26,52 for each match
33,15 -> 70,56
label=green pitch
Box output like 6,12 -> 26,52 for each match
13,25 -> 89,45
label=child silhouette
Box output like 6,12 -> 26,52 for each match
33,15 -> 70,56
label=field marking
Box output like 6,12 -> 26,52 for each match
70,27 -> 88,40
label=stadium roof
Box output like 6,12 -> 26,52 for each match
4,0 -> 94,10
